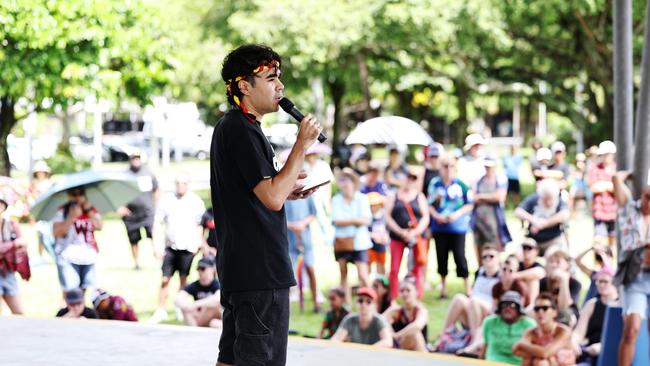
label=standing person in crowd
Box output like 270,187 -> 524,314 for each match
331,287 -> 392,347
613,170 -> 650,366
286,195 -> 320,312
353,153 -> 371,176
150,173 -> 205,323
575,241 -> 613,305
587,140 -> 617,248
532,148 -> 557,182
366,192 -> 389,276
513,293 -> 575,366
52,187 -> 102,295
482,291 -> 537,365
331,168 -> 372,302
25,160 -> 54,260
0,193 -> 25,315
492,255 -> 529,308
569,153 -> 589,218
385,170 -> 429,299
175,257 -> 222,328
319,287 -> 349,339
441,244 -> 501,343
304,148 -> 334,245
512,238 -> 546,305
515,179 -> 569,256
200,207 -> 217,258
56,288 -> 98,319
572,267 -> 618,366
422,143 -> 442,197
385,148 -> 409,189
471,154 -> 511,257
211,44 -> 322,366
457,133 -> 486,189
117,150 -> 159,271
371,275 -> 393,314
529,139 -> 543,170
428,152 -> 473,297
91,288 -> 138,321
384,279 -> 429,352
503,145 -> 523,205
550,141 -> 570,187
361,163 -> 389,196
540,249 -> 582,327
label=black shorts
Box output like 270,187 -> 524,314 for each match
161,247 -> 194,278
594,220 -> 616,237
126,226 -> 153,245
334,249 -> 368,263
218,288 -> 290,366
507,179 -> 521,194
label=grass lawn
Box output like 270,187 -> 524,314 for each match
10,158 -> 597,343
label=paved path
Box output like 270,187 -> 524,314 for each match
3,317 -> 505,366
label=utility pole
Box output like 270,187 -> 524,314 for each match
634,0 -> 650,196
614,0 -> 634,171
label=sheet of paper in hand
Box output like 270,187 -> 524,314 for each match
296,168 -> 333,194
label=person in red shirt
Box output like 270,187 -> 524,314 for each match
91,288 -> 138,321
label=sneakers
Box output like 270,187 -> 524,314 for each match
148,308 -> 168,324
175,307 -> 184,322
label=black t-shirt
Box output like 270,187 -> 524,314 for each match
518,193 -> 567,243
201,208 -> 217,249
210,110 -> 296,292
124,166 -> 159,229
183,279 -> 220,301
539,277 -> 582,306
519,261 -> 544,272
56,307 -> 99,319
423,168 -> 440,196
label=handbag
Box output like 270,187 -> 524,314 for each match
402,196 -> 428,266
334,237 -> 355,252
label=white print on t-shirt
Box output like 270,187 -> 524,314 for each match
53,209 -> 98,265
137,175 -> 154,192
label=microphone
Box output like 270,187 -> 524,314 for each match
279,97 -> 327,143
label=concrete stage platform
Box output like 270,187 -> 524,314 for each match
2,317 -> 504,366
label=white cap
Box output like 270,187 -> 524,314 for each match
464,133 -> 486,151
551,141 -> 566,153
536,147 -> 552,162
597,140 -> 616,155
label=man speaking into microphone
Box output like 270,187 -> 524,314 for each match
210,44 -> 322,366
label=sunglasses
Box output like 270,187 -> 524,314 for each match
522,245 -> 535,251
499,302 -> 519,311
442,164 -> 455,169
502,268 -> 514,273
596,279 -> 611,285
197,267 -> 209,272
407,174 -> 418,181
356,298 -> 373,305
69,191 -> 85,197
534,305 -> 553,312
481,254 -> 496,260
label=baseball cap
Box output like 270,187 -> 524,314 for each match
197,256 -> 216,269
426,143 -> 442,158
483,152 -> 497,167
595,266 -> 615,279
521,238 -> 538,249
597,140 -> 617,155
499,291 -> 524,314
536,147 -> 552,162
464,133 -> 486,151
91,289 -> 111,309
356,287 -> 378,301
65,288 -> 84,305
551,141 -> 566,153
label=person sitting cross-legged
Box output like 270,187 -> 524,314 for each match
56,288 -> 98,319
91,288 -> 137,321
331,287 -> 392,348
513,292 -> 575,366
174,257 -> 222,328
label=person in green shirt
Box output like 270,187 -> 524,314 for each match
483,291 -> 536,365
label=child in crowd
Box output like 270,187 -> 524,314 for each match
367,192 -> 390,275
319,288 -> 349,339
372,275 -> 393,314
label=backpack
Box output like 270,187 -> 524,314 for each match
435,325 -> 471,354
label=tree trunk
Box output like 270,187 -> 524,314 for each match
455,80 -> 469,146
0,96 -> 17,176
328,77 -> 346,165
59,107 -> 73,155
356,52 -> 372,119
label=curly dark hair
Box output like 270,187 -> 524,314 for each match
221,44 -> 282,107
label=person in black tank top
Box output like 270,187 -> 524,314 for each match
572,267 -> 618,365
383,279 -> 429,351
384,172 -> 430,300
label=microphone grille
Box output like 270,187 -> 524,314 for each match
278,97 -> 294,112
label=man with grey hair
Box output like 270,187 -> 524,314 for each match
515,179 -> 570,256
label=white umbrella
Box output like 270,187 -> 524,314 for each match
344,116 -> 433,146
30,170 -> 142,221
